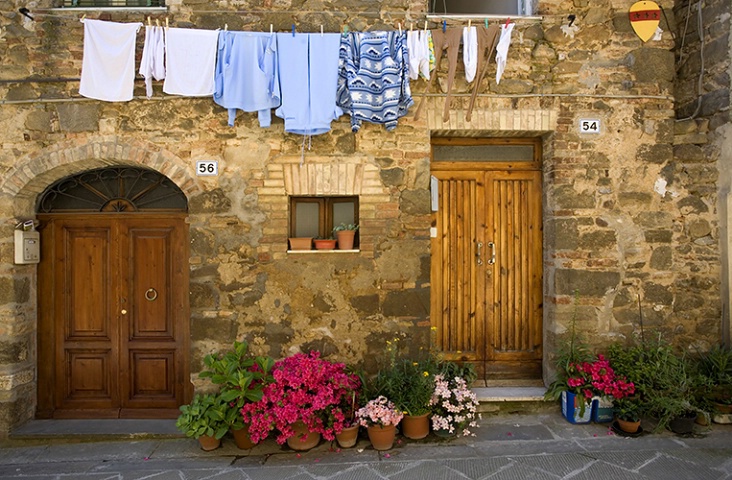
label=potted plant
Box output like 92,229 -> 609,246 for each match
355,395 -> 403,450
175,393 -> 229,451
241,351 -> 361,451
288,237 -> 312,250
313,236 -> 337,250
332,223 -> 358,250
613,397 -> 641,433
393,358 -> 435,440
331,390 -> 360,448
198,340 -> 275,449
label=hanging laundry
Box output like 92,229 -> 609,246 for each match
495,23 -> 515,85
275,32 -> 343,135
414,27 -> 461,122
466,24 -> 500,122
407,30 -> 430,81
427,31 -> 436,73
214,31 -> 280,128
79,19 -> 142,102
337,31 -> 413,132
163,27 -> 219,97
462,26 -> 478,83
139,25 -> 166,99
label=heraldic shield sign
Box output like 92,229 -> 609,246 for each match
629,1 -> 661,42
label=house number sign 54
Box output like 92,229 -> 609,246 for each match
579,118 -> 601,134
196,161 -> 219,176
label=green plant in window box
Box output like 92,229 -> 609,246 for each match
332,223 -> 359,232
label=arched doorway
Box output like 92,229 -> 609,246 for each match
36,167 -> 191,419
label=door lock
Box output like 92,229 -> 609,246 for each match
476,242 -> 483,265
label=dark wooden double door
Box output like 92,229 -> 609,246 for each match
37,215 -> 190,418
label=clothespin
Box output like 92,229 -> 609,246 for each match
224,23 -> 228,31
80,14 -> 86,23
468,19 -> 471,28
504,17 -> 511,27
442,20 -> 446,32
292,24 -> 296,36
484,18 -> 489,28
321,25 -> 324,36
343,25 -> 349,36
398,22 -> 402,34
424,20 -> 428,31
165,17 -> 169,29
155,18 -> 160,27
270,24 -> 273,33
410,22 -> 413,31
147,16 -> 151,27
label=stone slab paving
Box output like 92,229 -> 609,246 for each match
1,414 -> 731,479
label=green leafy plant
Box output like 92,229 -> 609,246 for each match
696,344 -> 732,405
198,340 -> 275,430
608,335 -> 701,431
332,223 -> 359,232
175,393 -> 229,440
613,397 -> 640,422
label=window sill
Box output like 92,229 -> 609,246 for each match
287,249 -> 359,254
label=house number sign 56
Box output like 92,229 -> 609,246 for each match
196,161 -> 219,176
579,118 -> 601,134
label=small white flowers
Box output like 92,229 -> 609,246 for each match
430,374 -> 481,437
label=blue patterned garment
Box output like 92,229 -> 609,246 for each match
337,31 -> 413,132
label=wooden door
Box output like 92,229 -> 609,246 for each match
37,215 -> 190,418
431,139 -> 543,381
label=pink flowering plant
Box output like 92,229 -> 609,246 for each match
430,374 -> 481,437
566,354 -> 635,400
355,396 -> 404,428
240,351 -> 361,444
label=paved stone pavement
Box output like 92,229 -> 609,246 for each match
1,414 -> 731,479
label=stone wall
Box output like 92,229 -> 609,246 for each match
673,0 -> 731,344
0,0 -> 725,432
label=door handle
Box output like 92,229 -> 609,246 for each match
476,242 -> 483,265
488,241 -> 496,265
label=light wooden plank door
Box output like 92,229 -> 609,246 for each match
484,170 -> 543,379
38,215 -> 189,418
431,169 -> 543,381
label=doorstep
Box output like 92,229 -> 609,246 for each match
473,386 -> 553,415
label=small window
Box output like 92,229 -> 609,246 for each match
290,196 -> 359,246
430,0 -> 534,16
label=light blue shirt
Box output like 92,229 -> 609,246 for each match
275,33 -> 343,136
214,31 -> 280,127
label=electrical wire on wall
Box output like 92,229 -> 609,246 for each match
675,0 -> 705,121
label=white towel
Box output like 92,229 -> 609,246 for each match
139,25 -> 166,99
163,28 -> 219,97
495,23 -> 514,85
79,19 -> 142,102
462,26 -> 477,83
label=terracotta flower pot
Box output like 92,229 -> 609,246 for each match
335,424 -> 359,448
401,413 -> 430,440
336,230 -> 356,250
367,424 -> 397,450
314,239 -> 337,250
231,424 -> 255,449
289,237 -> 312,250
197,434 -> 221,451
286,421 -> 321,451
617,418 -> 641,433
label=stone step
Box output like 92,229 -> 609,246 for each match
473,386 -> 555,415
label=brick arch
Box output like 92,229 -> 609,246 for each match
0,137 -> 203,211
